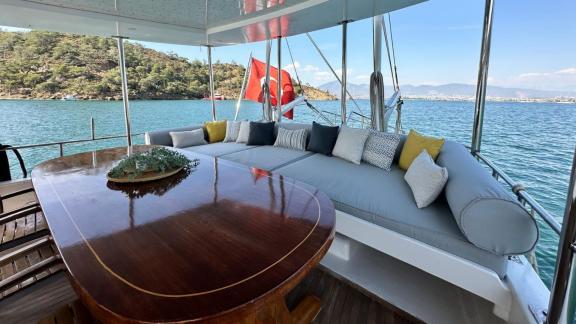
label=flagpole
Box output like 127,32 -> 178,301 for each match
235,53 -> 252,121
264,40 -> 273,121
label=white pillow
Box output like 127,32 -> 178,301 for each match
236,121 -> 251,143
223,121 -> 242,142
332,126 -> 369,164
404,150 -> 449,208
169,129 -> 206,148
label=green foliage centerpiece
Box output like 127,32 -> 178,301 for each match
107,147 -> 198,183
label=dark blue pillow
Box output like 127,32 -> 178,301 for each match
247,121 -> 276,145
307,122 -> 340,155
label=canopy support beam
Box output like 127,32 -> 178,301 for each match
340,21 -> 348,125
114,36 -> 132,147
276,37 -> 282,123
471,0 -> 494,154
207,45 -> 216,121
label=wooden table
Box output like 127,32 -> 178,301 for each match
31,146 -> 335,323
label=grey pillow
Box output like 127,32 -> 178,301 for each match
332,126 -> 369,164
274,128 -> 307,151
404,150 -> 449,208
362,130 -> 401,171
223,121 -> 242,143
236,121 -> 251,143
169,129 -> 206,148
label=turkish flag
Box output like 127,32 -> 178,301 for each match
244,58 -> 296,119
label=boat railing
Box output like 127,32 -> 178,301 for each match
474,151 -> 561,236
0,118 -> 144,174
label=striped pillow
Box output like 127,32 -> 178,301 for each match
274,128 -> 307,151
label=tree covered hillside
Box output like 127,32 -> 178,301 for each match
0,30 -> 335,100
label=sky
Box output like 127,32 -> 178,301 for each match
2,0 -> 575,91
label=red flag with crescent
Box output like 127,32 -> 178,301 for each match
244,58 -> 296,119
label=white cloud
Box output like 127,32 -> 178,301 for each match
492,67 -> 576,92
313,71 -> 333,82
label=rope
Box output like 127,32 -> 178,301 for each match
388,13 -> 400,90
381,18 -> 397,91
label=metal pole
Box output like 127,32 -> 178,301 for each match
207,45 -> 217,121
264,40 -> 272,121
235,53 -> 252,121
115,36 -> 132,146
471,0 -> 495,154
373,16 -> 382,73
340,21 -> 348,125
276,37 -> 282,123
90,117 -> 95,140
547,147 -> 576,323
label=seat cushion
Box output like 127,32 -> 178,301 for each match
183,142 -> 255,157
275,153 -> 508,278
221,146 -> 314,171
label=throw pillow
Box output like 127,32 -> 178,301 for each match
247,121 -> 276,145
362,130 -> 401,171
169,129 -> 207,148
307,122 -> 339,156
274,128 -> 307,151
204,120 -> 227,143
223,121 -> 242,143
399,130 -> 445,170
332,126 -> 369,164
236,121 -> 251,143
404,150 -> 449,208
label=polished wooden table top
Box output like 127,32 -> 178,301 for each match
31,146 -> 335,323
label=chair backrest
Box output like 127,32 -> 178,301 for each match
0,144 -> 28,181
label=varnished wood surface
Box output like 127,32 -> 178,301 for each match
31,145 -> 335,323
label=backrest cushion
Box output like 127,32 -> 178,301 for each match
274,128 -> 308,151
332,126 -> 370,164
363,130 -> 401,171
223,121 -> 242,143
236,121 -> 251,143
437,141 -> 538,255
399,130 -> 445,170
247,121 -> 276,145
205,120 -> 227,143
170,129 -> 207,148
145,125 -> 203,147
307,122 -> 340,156
274,122 -> 313,143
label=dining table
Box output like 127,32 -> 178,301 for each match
31,145 -> 335,323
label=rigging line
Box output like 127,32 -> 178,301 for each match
381,17 -> 397,91
285,38 -> 305,96
305,32 -> 366,117
388,13 -> 400,90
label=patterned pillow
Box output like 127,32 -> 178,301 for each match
223,121 -> 241,142
362,130 -> 401,171
274,128 -> 307,151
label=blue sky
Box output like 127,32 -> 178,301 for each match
3,0 -> 575,91
137,0 -> 576,91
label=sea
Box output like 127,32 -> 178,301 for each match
1,98 -> 575,288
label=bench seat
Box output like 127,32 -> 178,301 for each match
220,146 -> 314,171
274,153 -> 508,278
183,142 -> 256,157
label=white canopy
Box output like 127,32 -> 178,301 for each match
0,0 -> 425,46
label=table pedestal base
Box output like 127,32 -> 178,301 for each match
250,295 -> 321,324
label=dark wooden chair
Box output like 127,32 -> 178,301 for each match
0,144 -> 61,300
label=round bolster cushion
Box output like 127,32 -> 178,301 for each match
436,142 -> 538,255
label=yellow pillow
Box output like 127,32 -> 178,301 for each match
399,130 -> 445,170
205,120 -> 227,143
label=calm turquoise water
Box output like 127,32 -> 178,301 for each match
0,99 -> 574,287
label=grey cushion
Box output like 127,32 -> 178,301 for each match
145,125 -> 203,146
332,126 -> 369,164
223,121 -> 242,143
236,121 -> 251,143
437,141 -> 538,255
405,150 -> 449,208
274,128 -> 307,151
169,129 -> 207,148
183,142 -> 256,157
362,131 -> 401,171
221,146 -> 314,171
275,153 -> 508,278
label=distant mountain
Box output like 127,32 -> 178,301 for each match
318,81 -> 576,101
